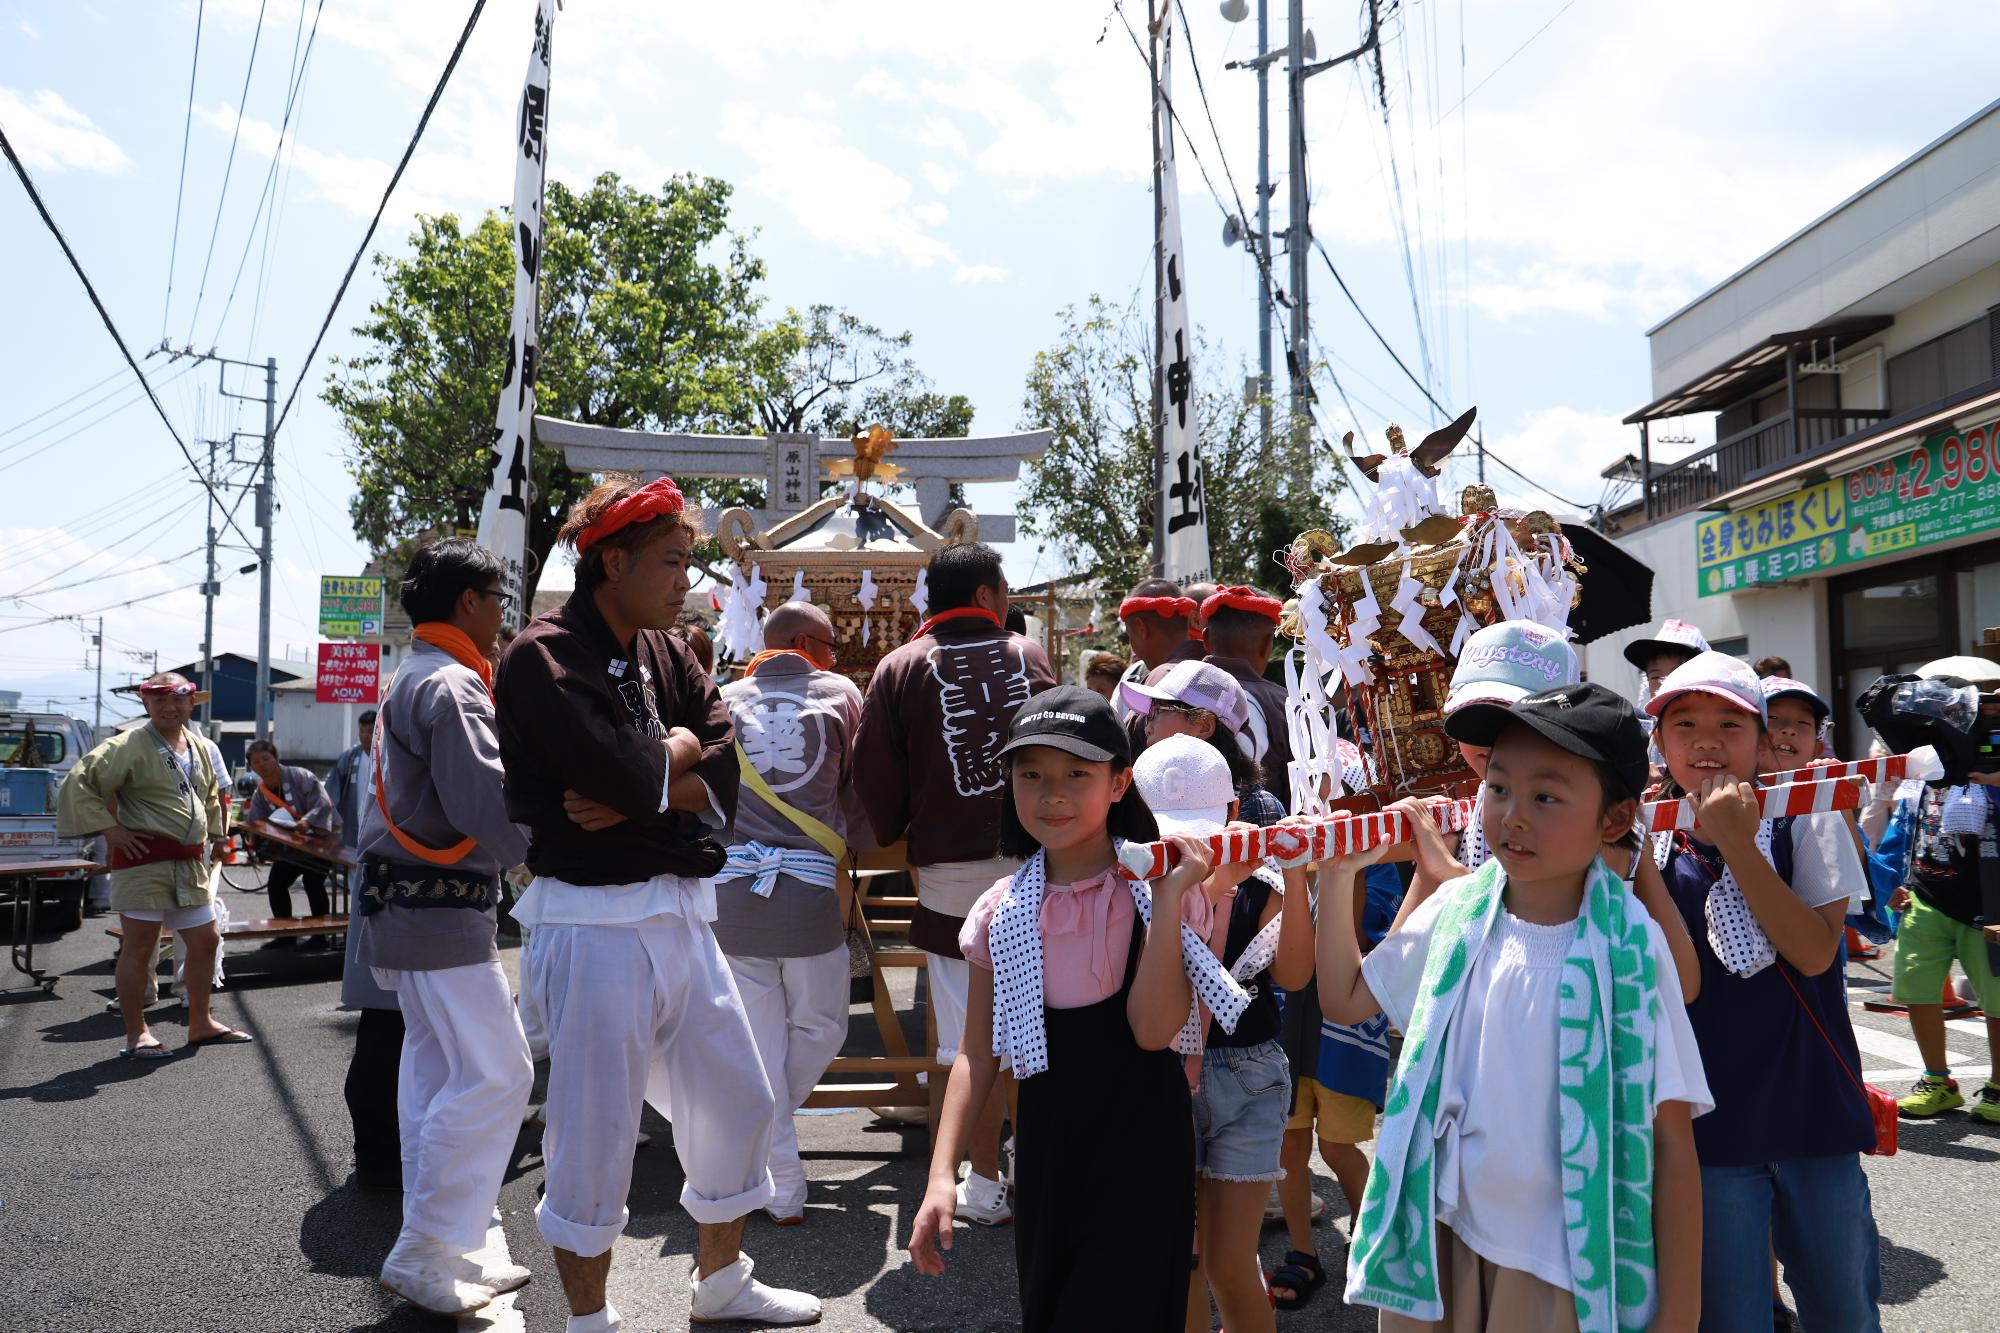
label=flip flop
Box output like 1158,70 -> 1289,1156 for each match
121,1043 -> 174,1061
185,1029 -> 256,1049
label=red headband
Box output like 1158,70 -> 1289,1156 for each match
1118,595 -> 1197,621
1200,586 -> 1283,623
574,476 -> 688,556
138,680 -> 196,696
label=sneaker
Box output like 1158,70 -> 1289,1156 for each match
688,1255 -> 820,1326
954,1171 -> 1012,1227
378,1229 -> 497,1316
1970,1081 -> 2000,1126
1262,1185 -> 1325,1224
1897,1073 -> 1964,1118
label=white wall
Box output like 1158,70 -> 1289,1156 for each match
1579,511 -> 1828,699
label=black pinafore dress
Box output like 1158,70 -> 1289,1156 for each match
1012,916 -> 1196,1332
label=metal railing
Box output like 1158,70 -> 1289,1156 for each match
1646,408 -> 1887,519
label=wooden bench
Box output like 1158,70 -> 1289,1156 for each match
107,913 -> 349,942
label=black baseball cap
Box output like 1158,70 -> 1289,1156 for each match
998,685 -> 1133,765
1445,681 -> 1648,800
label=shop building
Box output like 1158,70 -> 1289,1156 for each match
1589,97 -> 2000,750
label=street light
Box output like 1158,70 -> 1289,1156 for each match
1220,0 -> 1249,20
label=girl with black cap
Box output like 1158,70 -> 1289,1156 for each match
906,685 -> 1253,1331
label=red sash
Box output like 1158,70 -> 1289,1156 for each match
107,839 -> 206,872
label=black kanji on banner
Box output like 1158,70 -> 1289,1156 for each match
519,83 -> 547,164
532,8 -> 552,65
517,222 -> 540,280
1168,450 -> 1202,532
1166,329 -> 1192,429
1167,253 -> 1183,302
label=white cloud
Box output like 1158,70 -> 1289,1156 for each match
913,201 -> 948,226
720,102 -> 959,270
0,88 -> 130,174
18,18 -> 39,39
913,116 -> 970,158
921,162 -> 958,193
953,263 -> 1008,285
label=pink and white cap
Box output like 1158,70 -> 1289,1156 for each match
1758,674 -> 1829,722
1132,733 -> 1237,835
1622,617 -> 1711,670
1119,659 -> 1252,735
1643,650 -> 1767,722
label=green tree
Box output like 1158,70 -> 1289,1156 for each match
1017,294 -> 1347,595
326,173 -> 769,597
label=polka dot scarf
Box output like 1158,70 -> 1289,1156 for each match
988,844 -> 1252,1080
1457,787 -> 1490,872
1651,819 -> 1777,978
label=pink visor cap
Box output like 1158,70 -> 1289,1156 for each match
1120,659 -> 1252,735
1444,621 -> 1579,715
1642,650 -> 1767,722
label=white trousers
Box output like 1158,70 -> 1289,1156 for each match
374,959 -> 533,1250
926,953 -> 971,1065
724,946 -> 850,1212
525,914 -> 778,1256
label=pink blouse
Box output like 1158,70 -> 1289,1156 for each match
961,866 -> 1215,1010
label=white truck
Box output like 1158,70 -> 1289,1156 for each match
0,711 -> 101,931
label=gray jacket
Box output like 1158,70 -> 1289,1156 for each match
353,642 -> 527,974
713,653 -> 871,958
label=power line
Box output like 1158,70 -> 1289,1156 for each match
208,0 -> 324,350
273,0 -> 490,439
162,0 -> 206,341
0,367 -> 126,440
1311,236 -> 1591,509
183,0 -> 271,345
1433,0 -> 1581,129
0,125 -> 261,555
0,360 -> 200,470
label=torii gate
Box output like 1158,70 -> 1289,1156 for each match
530,417 -> 1052,542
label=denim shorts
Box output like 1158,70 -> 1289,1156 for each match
1192,1038 -> 1292,1182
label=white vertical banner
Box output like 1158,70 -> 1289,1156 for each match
476,0 -> 555,632
1156,26 -> 1211,583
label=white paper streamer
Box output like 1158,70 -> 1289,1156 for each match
857,569 -> 878,646
911,568 -> 930,619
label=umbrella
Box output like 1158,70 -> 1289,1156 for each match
1562,523 -> 1654,645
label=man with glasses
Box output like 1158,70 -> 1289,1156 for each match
713,600 -> 869,1223
355,538 -> 535,1317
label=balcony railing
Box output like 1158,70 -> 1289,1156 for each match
1644,408 -> 1888,520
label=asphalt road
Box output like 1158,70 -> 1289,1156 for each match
1,876 -> 1994,1332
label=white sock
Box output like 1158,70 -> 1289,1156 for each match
565,1301 -> 621,1333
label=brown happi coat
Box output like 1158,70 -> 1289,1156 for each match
496,589 -> 738,885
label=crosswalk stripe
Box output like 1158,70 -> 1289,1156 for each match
1863,1066 -> 1992,1086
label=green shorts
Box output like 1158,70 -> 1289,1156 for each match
1891,893 -> 2000,1012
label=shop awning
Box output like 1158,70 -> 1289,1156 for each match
1622,315 -> 1893,424
1705,377 -> 2000,511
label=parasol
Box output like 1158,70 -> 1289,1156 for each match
1562,523 -> 1653,645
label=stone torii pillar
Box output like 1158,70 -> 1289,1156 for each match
531,416 -> 1053,543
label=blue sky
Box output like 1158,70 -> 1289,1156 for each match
4,0 -> 1998,721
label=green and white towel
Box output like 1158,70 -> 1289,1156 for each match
1345,855 -> 1662,1333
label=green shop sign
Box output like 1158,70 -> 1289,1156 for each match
1697,415 -> 2000,596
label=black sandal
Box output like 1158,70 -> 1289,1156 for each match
1268,1249 -> 1326,1310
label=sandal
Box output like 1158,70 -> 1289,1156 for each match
185,1029 -> 255,1049
1268,1250 -> 1326,1310
121,1042 -> 174,1061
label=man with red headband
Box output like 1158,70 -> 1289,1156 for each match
498,475 -> 819,1330
854,540 -> 1057,1225
1114,577 -> 1197,715
58,672 -> 244,1057
1201,585 -> 1293,809
355,538 -> 534,1317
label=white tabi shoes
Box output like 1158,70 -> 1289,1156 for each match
378,1229 -> 496,1316
689,1254 -> 821,1326
445,1249 -> 531,1295
565,1301 -> 623,1332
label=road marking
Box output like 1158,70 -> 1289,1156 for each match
1864,1066 -> 1991,1086
460,1214 -> 526,1333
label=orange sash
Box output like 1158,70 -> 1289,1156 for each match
742,648 -> 814,677
258,781 -> 303,825
371,622 -> 489,866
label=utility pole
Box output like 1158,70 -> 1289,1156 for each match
256,356 -> 276,744
92,618 -> 103,738
1256,0 -> 1273,460
1286,0 -> 1310,450
200,436 -> 218,729
1149,0 -> 1167,577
